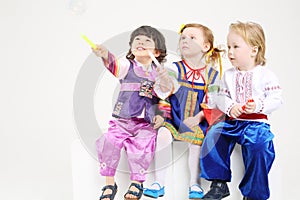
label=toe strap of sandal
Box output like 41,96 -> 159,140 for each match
151,182 -> 163,190
189,184 -> 204,193
144,182 -> 163,193
125,183 -> 143,199
100,183 -> 118,200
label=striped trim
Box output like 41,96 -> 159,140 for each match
113,59 -> 120,77
184,91 -> 198,119
163,122 -> 205,145
207,68 -> 217,85
178,81 -> 205,90
176,61 -> 186,80
190,91 -> 198,116
120,83 -> 140,91
184,91 -> 192,119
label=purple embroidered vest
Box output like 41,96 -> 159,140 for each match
112,61 -> 159,123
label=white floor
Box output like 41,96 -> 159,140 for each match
71,138 -> 282,200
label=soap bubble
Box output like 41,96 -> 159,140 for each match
68,0 -> 86,15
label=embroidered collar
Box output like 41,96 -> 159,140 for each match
183,60 -> 206,86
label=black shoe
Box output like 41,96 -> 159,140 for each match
243,197 -> 254,200
202,180 -> 230,200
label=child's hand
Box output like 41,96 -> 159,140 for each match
92,44 -> 109,60
229,104 -> 244,118
157,66 -> 169,80
156,67 -> 172,92
152,115 -> 164,129
183,115 -> 201,129
242,99 -> 256,114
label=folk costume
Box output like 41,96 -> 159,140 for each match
96,52 -> 161,182
163,60 -> 219,145
200,66 -> 283,199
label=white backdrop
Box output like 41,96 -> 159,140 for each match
0,0 -> 299,200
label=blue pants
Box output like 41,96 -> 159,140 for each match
200,120 -> 275,200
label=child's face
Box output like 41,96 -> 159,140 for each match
131,35 -> 159,58
179,27 -> 209,58
227,30 -> 257,70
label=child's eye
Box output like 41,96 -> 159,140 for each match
191,36 -> 195,39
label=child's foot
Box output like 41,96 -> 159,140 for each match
124,182 -> 143,200
189,184 -> 204,199
243,197 -> 254,200
144,182 -> 165,198
99,183 -> 118,200
202,180 -> 229,200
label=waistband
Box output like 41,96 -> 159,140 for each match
231,113 -> 268,120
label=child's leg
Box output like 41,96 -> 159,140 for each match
151,127 -> 173,189
96,120 -> 126,200
143,127 -> 172,198
240,140 -> 275,200
188,144 -> 201,189
200,121 -> 238,200
200,121 -> 236,181
124,119 -> 157,182
188,144 -> 205,199
95,120 -> 125,177
105,176 -> 115,185
123,119 -> 157,199
100,176 -> 117,199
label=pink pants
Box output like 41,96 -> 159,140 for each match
95,118 -> 157,182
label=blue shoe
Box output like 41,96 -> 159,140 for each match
143,182 -> 165,199
189,184 -> 204,199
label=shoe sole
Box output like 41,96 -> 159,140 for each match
202,193 -> 230,200
143,194 -> 164,199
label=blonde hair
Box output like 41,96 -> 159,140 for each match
229,21 -> 266,66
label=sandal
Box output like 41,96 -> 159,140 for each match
189,184 -> 204,199
143,182 -> 165,198
124,182 -> 143,200
99,183 -> 118,200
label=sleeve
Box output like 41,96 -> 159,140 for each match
102,51 -> 130,80
215,72 -> 236,116
253,70 -> 283,114
154,63 -> 180,99
157,98 -> 172,119
203,67 -> 221,106
205,80 -> 221,108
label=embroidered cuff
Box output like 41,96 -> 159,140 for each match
226,102 -> 235,116
253,98 -> 264,113
154,79 -> 175,100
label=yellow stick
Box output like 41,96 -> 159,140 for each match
81,34 -> 96,49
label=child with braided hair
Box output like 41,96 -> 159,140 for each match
144,23 -> 225,199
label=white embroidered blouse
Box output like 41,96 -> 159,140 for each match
216,65 -> 283,122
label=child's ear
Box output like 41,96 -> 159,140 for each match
204,43 -> 210,52
154,50 -> 161,57
251,46 -> 259,57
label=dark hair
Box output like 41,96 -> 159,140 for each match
126,25 -> 167,63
